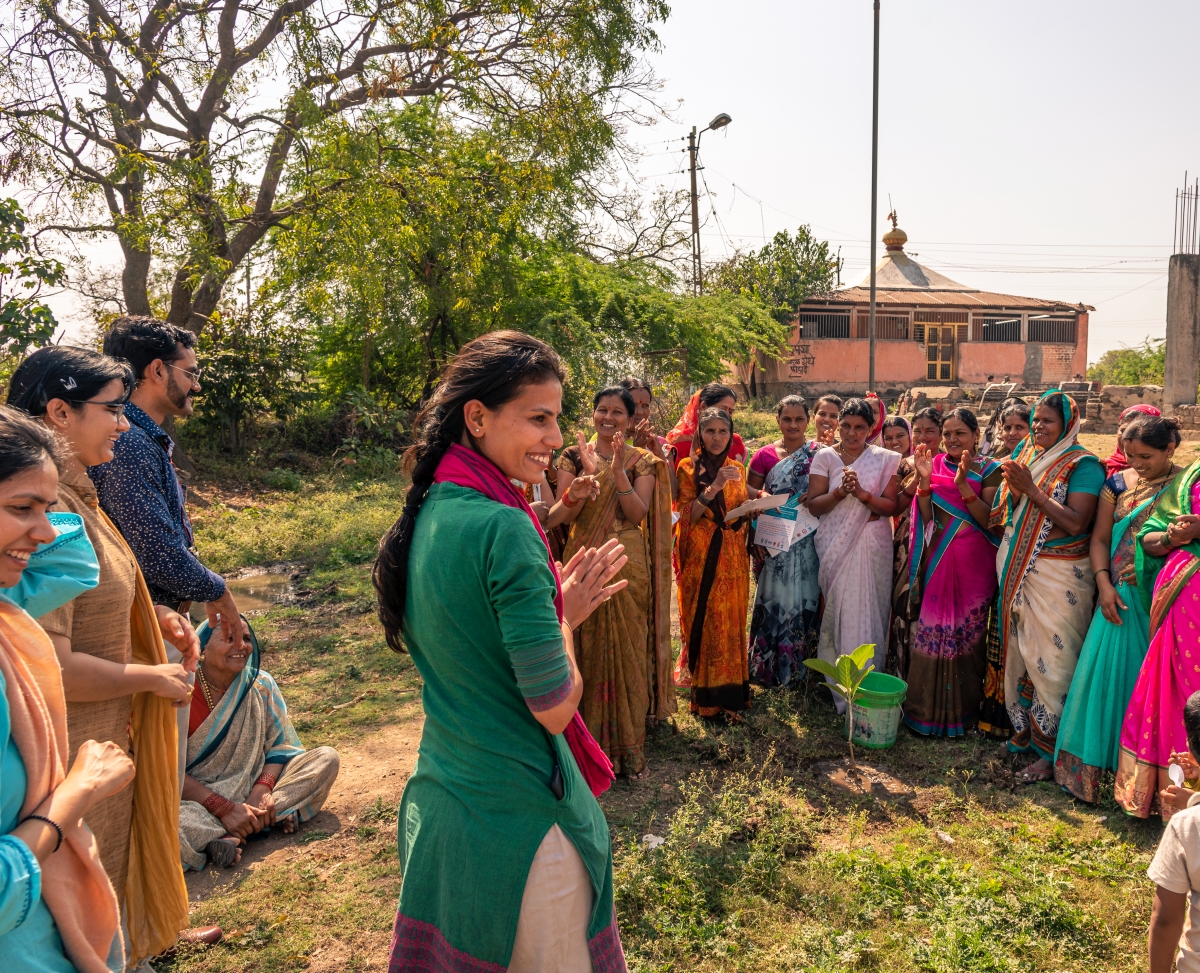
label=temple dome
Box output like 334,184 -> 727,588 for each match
854,224 -> 976,292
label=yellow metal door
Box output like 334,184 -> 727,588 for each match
925,326 -> 956,383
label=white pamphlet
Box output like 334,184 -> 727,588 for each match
724,492 -> 788,522
755,505 -> 797,554
756,501 -> 819,556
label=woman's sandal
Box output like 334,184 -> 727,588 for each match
205,838 -> 240,868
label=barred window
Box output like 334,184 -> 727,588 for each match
1027,317 -> 1077,343
855,311 -> 909,339
974,315 -> 1022,342
798,311 -> 851,338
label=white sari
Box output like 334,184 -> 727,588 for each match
814,444 -> 901,705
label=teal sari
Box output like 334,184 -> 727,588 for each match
1053,467 -> 1178,801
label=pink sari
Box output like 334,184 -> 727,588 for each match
901,453 -> 1001,736
1114,478 -> 1200,818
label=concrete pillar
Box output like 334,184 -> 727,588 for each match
1069,311 -> 1089,380
1165,254 -> 1200,413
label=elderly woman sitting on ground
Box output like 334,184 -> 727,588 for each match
180,616 -> 340,869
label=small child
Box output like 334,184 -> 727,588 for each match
1148,691 -> 1200,972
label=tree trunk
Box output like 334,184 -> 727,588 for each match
118,238 -> 153,317
362,332 -> 373,390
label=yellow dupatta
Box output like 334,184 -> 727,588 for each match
101,510 -> 190,964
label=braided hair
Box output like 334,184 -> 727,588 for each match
373,331 -> 565,652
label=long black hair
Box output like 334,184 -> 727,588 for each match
7,346 -> 134,417
373,331 -> 565,653
0,404 -> 61,482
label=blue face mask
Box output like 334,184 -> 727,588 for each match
0,512 -> 100,617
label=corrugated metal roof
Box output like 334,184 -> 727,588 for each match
803,287 -> 1093,311
804,226 -> 1095,312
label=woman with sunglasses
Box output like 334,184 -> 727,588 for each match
7,347 -> 195,965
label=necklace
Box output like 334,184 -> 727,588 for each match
196,665 -> 225,709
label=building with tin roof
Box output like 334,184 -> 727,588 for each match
745,217 -> 1093,398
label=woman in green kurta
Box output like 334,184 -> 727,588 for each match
375,331 -> 631,973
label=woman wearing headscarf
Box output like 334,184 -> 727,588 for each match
0,403 -> 136,973
808,399 -> 901,696
664,383 -> 747,474
1104,403 -> 1163,477
375,331 -> 629,972
990,391 -> 1103,782
675,408 -> 752,721
180,616 -> 340,867
747,396 -> 821,689
1055,416 -> 1181,802
7,347 -> 194,963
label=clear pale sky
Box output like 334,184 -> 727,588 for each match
629,0 -> 1200,362
39,1 -> 1200,364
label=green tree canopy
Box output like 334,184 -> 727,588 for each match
0,197 -> 63,354
706,226 -> 839,323
1,0 -> 667,332
264,104 -> 788,419
1087,337 -> 1165,387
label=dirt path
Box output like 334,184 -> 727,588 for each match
185,703 -> 425,906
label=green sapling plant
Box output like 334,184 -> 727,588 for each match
803,643 -> 876,775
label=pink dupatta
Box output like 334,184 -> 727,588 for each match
433,443 -> 614,796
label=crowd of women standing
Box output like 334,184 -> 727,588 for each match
348,327 -> 1200,971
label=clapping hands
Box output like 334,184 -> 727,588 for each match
912,443 -> 935,486
558,538 -> 629,629
576,431 -> 600,475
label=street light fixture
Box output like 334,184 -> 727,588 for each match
688,112 -> 732,296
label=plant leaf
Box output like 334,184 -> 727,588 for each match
802,658 -> 839,681
849,643 -> 876,668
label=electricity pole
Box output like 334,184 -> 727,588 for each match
689,126 -> 701,296
687,113 -> 732,297
868,0 -> 881,392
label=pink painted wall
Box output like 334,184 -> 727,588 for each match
958,344 -> 1026,384
761,334 -> 928,387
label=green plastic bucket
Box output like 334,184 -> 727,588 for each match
845,672 -> 908,749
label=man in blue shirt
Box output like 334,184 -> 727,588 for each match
91,317 -> 240,638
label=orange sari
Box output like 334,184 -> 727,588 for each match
675,457 -> 751,716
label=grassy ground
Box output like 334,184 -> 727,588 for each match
154,432 -> 1198,973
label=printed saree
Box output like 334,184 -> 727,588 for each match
179,622 -> 336,870
1115,461 -> 1200,818
887,456 -> 918,678
1055,465 -> 1179,802
675,457 -> 751,716
748,441 -> 821,689
559,447 -> 674,774
990,391 -> 1100,760
814,444 -> 901,698
902,453 -> 1001,737
978,443 -> 1016,739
